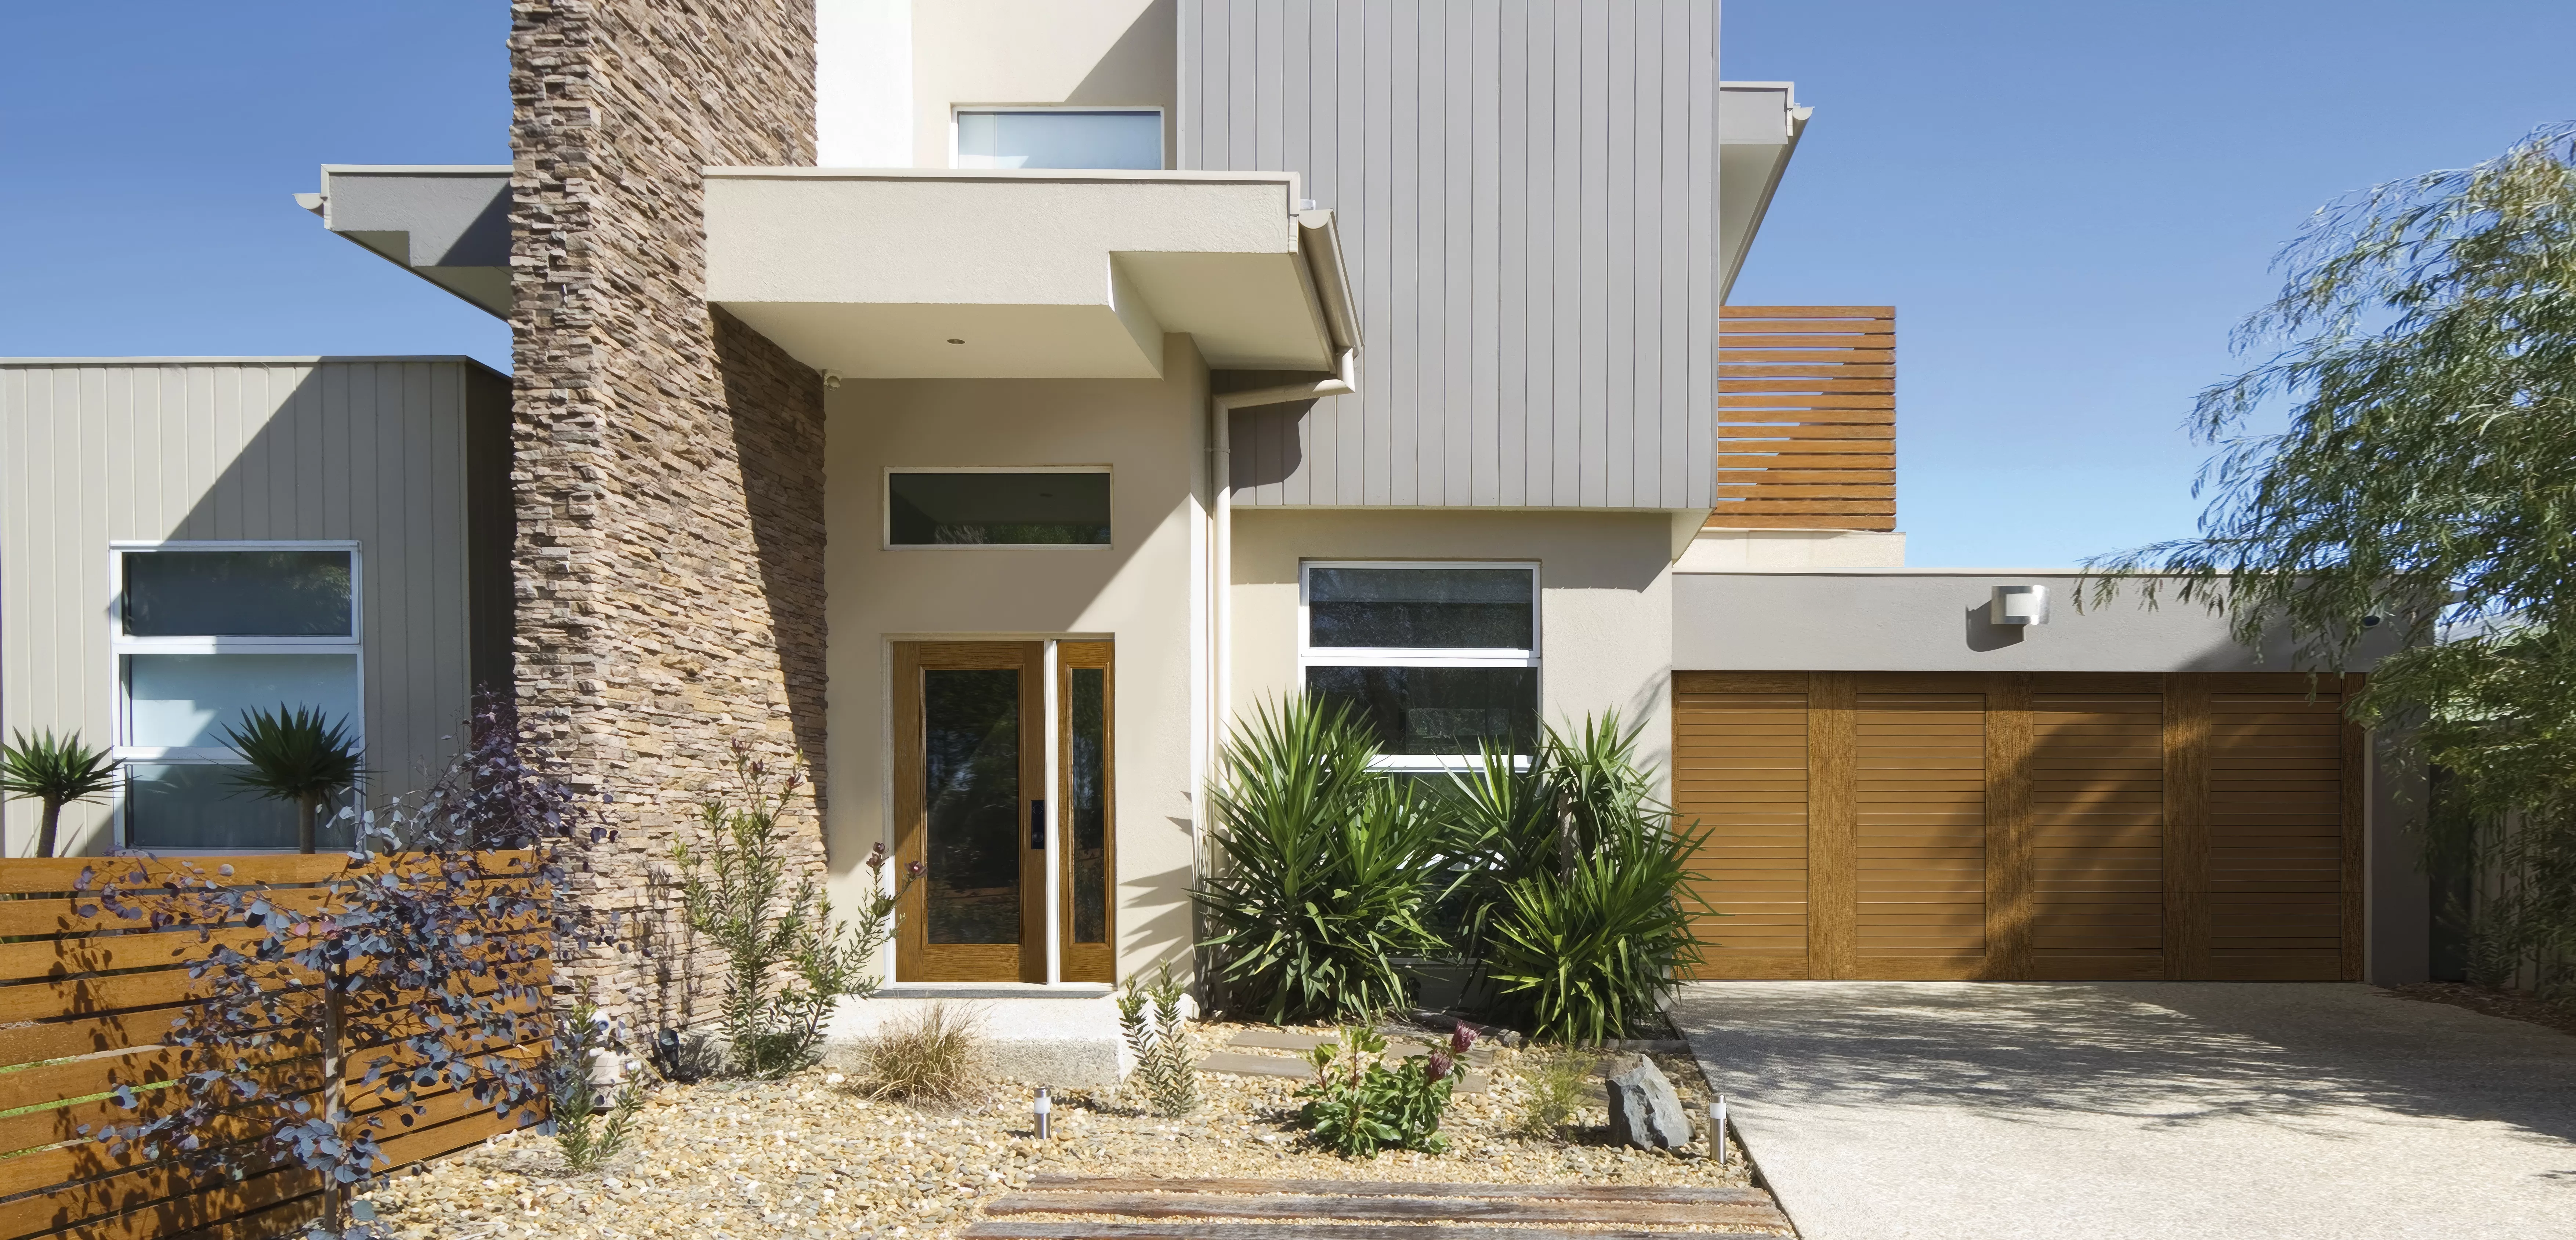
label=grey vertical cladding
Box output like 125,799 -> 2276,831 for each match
1186,0 -> 1718,510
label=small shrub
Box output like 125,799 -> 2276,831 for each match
1196,699 -> 1451,1022
221,704 -> 365,854
678,741 -> 903,1078
1117,964 -> 1199,1116
552,994 -> 646,1173
1296,1024 -> 1471,1157
1512,1050 -> 1595,1137
855,1001 -> 986,1105
0,728 -> 120,859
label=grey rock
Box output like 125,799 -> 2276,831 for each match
1603,1054 -> 1694,1150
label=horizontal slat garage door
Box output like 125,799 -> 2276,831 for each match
1675,672 -> 2363,982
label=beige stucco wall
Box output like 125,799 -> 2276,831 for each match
822,333 -> 1211,981
1229,508 -> 1680,795
911,0 -> 1176,168
0,359 -> 492,855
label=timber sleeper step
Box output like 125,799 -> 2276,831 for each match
965,1223 -> 1782,1240
981,1189 -> 1786,1230
1022,1176 -> 1772,1206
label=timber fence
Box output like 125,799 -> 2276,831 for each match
0,852 -> 551,1240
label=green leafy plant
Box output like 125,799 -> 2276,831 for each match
220,704 -> 364,854
1195,698 -> 1451,1022
1296,1024 -> 1471,1157
0,729 -> 120,858
1117,963 -> 1199,1116
852,1000 -> 986,1105
1441,713 -> 1713,1044
677,740 -> 902,1078
1512,1049 -> 1596,1137
552,992 -> 647,1173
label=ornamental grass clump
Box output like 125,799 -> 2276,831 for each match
1296,1023 -> 1473,1157
1195,698 -> 1451,1022
853,1001 -> 988,1106
677,740 -> 903,1079
1512,1049 -> 1596,1138
1117,964 -> 1199,1117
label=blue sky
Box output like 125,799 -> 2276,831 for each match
4,2 -> 2571,567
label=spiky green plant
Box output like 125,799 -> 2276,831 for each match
1195,698 -> 1450,1022
1117,963 -> 1200,1116
219,705 -> 363,854
2087,120 -> 2576,996
0,729 -> 120,858
1482,817 -> 1710,1044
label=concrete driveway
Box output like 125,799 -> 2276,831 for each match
1672,982 -> 2576,1240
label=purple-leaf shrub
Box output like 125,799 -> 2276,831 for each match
81,694 -> 593,1236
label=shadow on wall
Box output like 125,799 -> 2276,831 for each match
1068,0 -> 1178,106
1671,982 -> 2576,1147
716,307 -> 833,804
1964,602 -> 2026,652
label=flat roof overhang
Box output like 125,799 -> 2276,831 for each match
298,166 -> 512,317
1718,83 -> 1812,301
703,168 -> 1356,380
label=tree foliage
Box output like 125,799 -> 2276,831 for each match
222,705 -> 366,855
2088,121 -> 2576,994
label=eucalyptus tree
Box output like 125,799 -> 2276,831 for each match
2089,121 -> 2576,990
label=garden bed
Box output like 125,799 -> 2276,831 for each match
358,1028 -> 1756,1240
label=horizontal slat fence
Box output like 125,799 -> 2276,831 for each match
1711,306 -> 1896,531
0,853 -> 548,1240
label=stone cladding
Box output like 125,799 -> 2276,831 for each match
507,0 -> 829,1030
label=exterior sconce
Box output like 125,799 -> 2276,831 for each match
1990,585 -> 2050,626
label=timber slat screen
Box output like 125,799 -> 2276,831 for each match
1711,306 -> 1896,531
0,853 -> 546,1240
1674,673 -> 2365,982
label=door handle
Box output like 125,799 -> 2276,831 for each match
1030,799 -> 1046,850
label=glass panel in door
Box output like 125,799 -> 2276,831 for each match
1059,642 -> 1115,982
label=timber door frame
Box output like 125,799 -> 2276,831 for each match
893,641 -> 1049,983
1676,671 -> 2367,983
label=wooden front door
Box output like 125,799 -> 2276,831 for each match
894,642 -> 1049,982
1058,641 -> 1116,983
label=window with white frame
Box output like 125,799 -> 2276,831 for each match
953,107 -> 1164,170
1298,563 -> 1540,770
112,544 -> 363,851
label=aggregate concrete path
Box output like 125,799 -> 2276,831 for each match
1673,982 -> 2576,1240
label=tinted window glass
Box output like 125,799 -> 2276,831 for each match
1308,567 -> 1534,649
889,472 -> 1111,546
923,668 -> 1023,944
125,764 -> 354,851
124,551 -> 352,636
1069,666 -> 1109,944
1305,665 -> 1538,756
956,110 -> 1161,170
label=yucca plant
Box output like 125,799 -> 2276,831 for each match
0,729 -> 121,858
1482,818 -> 1711,1044
220,705 -> 363,854
1196,698 -> 1451,1022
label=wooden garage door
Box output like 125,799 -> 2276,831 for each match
1676,672 -> 2363,982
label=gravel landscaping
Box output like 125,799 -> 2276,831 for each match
357,1025 -> 1758,1240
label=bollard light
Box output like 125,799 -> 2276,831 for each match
1034,1086 -> 1052,1140
1709,1096 -> 1728,1167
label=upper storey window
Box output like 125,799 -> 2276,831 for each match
954,108 -> 1163,171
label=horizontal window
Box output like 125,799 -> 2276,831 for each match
1305,666 -> 1539,759
1307,566 -> 1535,650
888,471 -> 1111,547
123,550 -> 353,637
956,109 -> 1162,171
124,764 -> 352,852
126,653 -> 361,749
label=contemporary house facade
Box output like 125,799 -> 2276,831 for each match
0,0 -> 2429,1014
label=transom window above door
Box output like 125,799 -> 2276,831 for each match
885,469 -> 1112,548
953,108 -> 1164,171
1299,563 -> 1539,770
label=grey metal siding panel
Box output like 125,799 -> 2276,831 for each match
0,359 -> 484,855
1181,0 -> 1718,510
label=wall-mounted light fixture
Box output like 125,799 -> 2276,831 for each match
1990,584 -> 2050,626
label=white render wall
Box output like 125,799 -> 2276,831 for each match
0,359 -> 493,855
